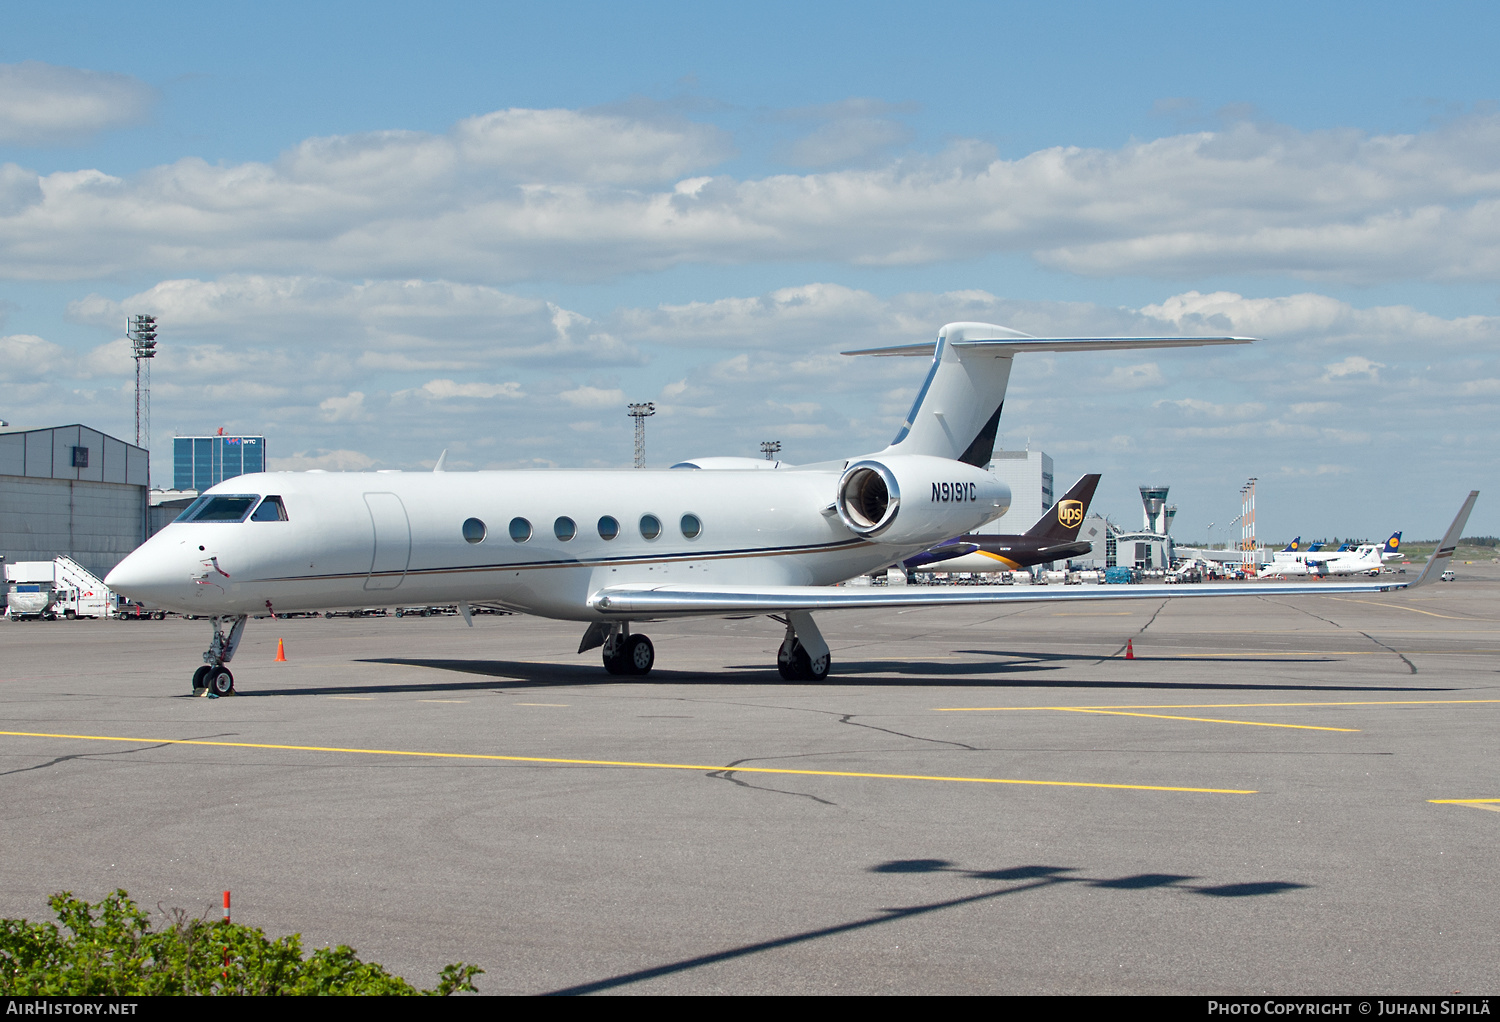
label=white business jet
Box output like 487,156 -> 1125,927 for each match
104,323 -> 1478,696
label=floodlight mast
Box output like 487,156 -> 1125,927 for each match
760,440 -> 781,461
129,315 -> 158,450
627,402 -> 655,469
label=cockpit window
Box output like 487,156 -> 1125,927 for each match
174,495 -> 212,522
251,495 -> 289,522
183,495 -> 260,523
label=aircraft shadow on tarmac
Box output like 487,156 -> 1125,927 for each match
220,655 -> 1454,697
543,858 -> 1309,996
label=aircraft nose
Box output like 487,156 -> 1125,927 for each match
105,544 -> 180,603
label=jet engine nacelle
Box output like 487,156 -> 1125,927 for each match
835,455 -> 1010,546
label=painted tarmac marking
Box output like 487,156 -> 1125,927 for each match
1323,598 -> 1479,621
935,699 -> 1500,712
1051,708 -> 1359,732
1429,799 -> 1500,814
0,731 -> 1255,795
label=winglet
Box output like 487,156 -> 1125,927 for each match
1410,491 -> 1479,588
433,449 -> 448,473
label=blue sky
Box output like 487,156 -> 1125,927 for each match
2,1 -> 1498,540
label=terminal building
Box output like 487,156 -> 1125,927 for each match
977,449 -> 1053,535
0,424 -> 150,578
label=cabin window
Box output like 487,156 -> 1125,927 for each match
598,515 -> 619,540
462,518 -> 486,544
182,495 -> 260,523
250,495 -> 288,522
509,517 -> 532,542
680,513 -> 702,539
639,514 -> 662,540
554,516 -> 576,541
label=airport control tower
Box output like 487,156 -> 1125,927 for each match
1140,485 -> 1170,534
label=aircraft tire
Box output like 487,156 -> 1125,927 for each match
603,648 -> 630,675
626,634 -> 655,676
191,665 -> 212,693
207,667 -> 234,696
793,646 -> 831,682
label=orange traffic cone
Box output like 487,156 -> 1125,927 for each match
1125,639 -> 1134,660
275,638 -> 286,662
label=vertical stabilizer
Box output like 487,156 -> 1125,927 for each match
1025,474 -> 1102,541
879,326 -> 1018,466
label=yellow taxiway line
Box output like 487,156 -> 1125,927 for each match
1050,708 -> 1359,732
0,730 -> 1254,795
1429,799 -> 1500,814
934,699 -> 1500,712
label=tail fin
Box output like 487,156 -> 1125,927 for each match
844,323 -> 1253,465
1026,474 -> 1101,541
1283,537 -> 1302,552
1383,532 -> 1402,556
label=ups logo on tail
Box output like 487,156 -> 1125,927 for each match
1057,500 -> 1084,528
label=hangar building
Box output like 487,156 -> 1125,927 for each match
0,425 -> 149,578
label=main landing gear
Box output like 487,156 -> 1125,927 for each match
579,621 -> 655,676
776,611 -> 831,681
192,614 -> 247,696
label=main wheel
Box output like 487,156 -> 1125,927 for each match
191,665 -> 212,693
792,646 -> 831,681
207,667 -> 234,696
603,647 -> 630,675
625,634 -> 655,676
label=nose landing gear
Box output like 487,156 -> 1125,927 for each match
192,614 -> 247,696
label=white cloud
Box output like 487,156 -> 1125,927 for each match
418,379 -> 524,400
558,385 -> 626,408
1321,355 -> 1386,381
0,334 -> 67,380
6,109 -> 1500,283
67,275 -> 641,367
0,62 -> 155,145
318,392 -> 368,422
267,448 -> 377,472
1102,363 -> 1164,389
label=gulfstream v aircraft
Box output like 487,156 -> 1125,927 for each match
104,322 -> 1478,695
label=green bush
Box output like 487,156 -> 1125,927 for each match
0,889 -> 481,996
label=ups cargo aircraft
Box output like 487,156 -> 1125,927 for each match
902,473 -> 1102,574
104,322 -> 1479,696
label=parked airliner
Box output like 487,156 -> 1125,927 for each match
1259,533 -> 1403,578
104,322 -> 1478,695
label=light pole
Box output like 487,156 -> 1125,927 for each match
129,315 -> 158,450
760,440 -> 781,461
627,402 -> 655,469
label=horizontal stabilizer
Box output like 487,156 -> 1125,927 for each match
844,336 -> 1255,357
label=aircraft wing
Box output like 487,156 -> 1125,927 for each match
588,577 -> 1408,618
591,491 -> 1477,618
